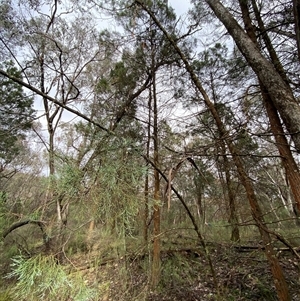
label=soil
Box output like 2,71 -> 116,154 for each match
2,239 -> 299,301
73,242 -> 300,301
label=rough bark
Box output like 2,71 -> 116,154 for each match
239,2 -> 294,299
264,91 -> 300,224
293,0 -> 300,61
241,0 -> 300,224
250,0 -> 290,84
205,0 -> 300,153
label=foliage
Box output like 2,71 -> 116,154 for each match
0,191 -> 10,237
0,61 -> 35,166
6,254 -> 100,301
0,289 -> 13,301
94,139 -> 147,236
54,162 -> 84,198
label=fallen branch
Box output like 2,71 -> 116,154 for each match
234,245 -> 300,253
3,219 -> 50,247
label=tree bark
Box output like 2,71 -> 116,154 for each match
264,92 -> 300,224
240,0 -> 300,224
144,87 -> 152,243
151,70 -> 161,288
221,143 -> 240,242
205,0 -> 300,153
293,0 -> 300,61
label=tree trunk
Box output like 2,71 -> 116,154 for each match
205,0 -> 300,154
293,0 -> 300,61
264,95 -> 300,225
144,88 -> 152,243
240,0 -> 300,224
221,144 -> 240,242
151,69 -> 161,288
194,176 -> 204,222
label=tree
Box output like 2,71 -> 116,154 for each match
189,42 -> 251,241
0,61 -> 35,172
237,0 -> 300,224
204,0 -> 300,156
292,0 -> 300,60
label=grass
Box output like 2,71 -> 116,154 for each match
2,217 -> 300,301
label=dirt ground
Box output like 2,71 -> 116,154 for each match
80,242 -> 300,301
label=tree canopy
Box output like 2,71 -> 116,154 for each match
0,61 -> 35,169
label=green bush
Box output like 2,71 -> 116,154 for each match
6,254 -> 100,301
0,290 -> 13,301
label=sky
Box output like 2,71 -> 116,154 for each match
33,0 -> 193,125
170,0 -> 191,16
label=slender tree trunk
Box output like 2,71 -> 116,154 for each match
204,0 -> 300,153
144,171 -> 149,242
144,89 -> 152,243
146,156 -> 220,294
151,71 -> 161,288
250,0 -> 290,85
40,28 -> 66,258
264,96 -> 300,225
220,143 -> 240,242
238,2 -> 294,298
211,72 -> 240,242
194,176 -> 204,222
86,219 -> 95,250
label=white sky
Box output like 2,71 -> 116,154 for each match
33,0 -> 193,130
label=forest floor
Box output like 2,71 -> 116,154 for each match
67,237 -> 300,301
1,230 -> 300,301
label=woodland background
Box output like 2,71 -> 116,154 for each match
0,0 -> 300,300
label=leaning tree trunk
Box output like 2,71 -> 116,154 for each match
205,0 -> 300,154
293,0 -> 300,61
239,0 -> 300,224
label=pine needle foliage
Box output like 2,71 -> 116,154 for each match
0,60 -> 35,165
95,141 -> 147,236
6,254 -> 99,301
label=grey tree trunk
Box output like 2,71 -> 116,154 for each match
205,0 -> 300,153
293,0 -> 300,61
